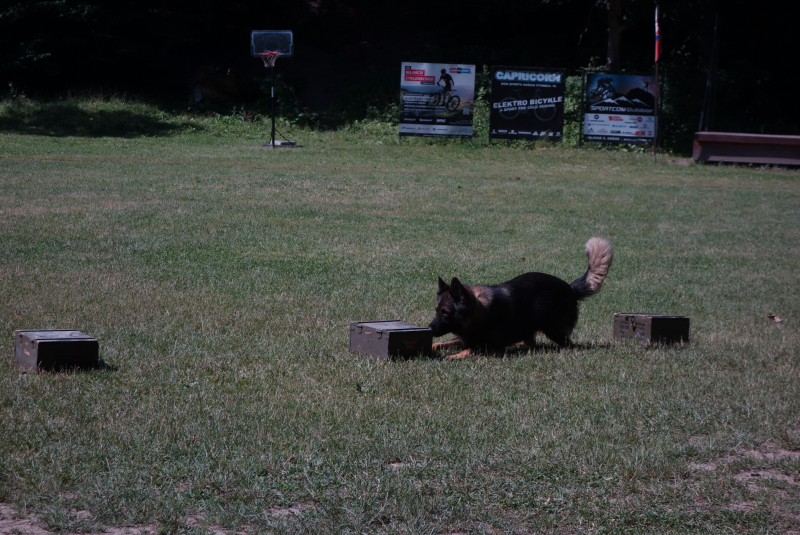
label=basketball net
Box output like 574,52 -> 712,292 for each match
259,51 -> 279,68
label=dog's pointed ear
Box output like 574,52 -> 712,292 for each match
437,276 -> 449,294
449,277 -> 463,300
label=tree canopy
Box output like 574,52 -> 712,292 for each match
1,0 -> 797,146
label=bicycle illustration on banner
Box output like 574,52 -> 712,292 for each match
496,87 -> 558,123
489,66 -> 566,141
428,88 -> 461,112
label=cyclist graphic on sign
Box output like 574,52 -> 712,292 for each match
428,69 -> 460,111
399,62 -> 475,138
596,75 -> 613,91
588,75 -> 616,101
439,70 -> 454,102
439,70 -> 454,95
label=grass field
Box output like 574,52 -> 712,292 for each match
1,109 -> 799,534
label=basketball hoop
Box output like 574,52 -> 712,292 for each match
259,51 -> 279,68
251,31 -> 296,148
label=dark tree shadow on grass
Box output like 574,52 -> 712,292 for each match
0,101 -> 194,137
34,359 -> 119,374
451,340 -> 689,359
431,340 -> 619,360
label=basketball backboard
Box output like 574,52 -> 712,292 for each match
250,30 -> 293,57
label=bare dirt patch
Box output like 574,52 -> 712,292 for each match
264,502 -> 314,518
745,442 -> 800,462
0,504 -> 246,535
0,503 -> 52,535
186,513 -> 234,535
734,469 -> 799,484
687,441 -> 800,527
727,501 -> 758,513
98,527 -> 156,535
688,441 -> 800,472
688,461 -> 719,471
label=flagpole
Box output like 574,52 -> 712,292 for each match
653,5 -> 660,165
653,61 -> 658,164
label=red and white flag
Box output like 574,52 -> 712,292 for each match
655,6 -> 662,62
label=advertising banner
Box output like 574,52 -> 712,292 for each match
582,72 -> 656,144
399,62 -> 475,138
489,66 -> 565,141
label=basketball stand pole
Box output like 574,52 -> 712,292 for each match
261,54 -> 296,148
270,63 -> 276,148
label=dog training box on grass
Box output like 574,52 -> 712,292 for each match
14,330 -> 99,371
348,320 -> 432,361
613,313 -> 690,345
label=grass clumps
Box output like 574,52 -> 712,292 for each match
0,101 -> 799,534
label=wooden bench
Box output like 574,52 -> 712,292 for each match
693,132 -> 800,166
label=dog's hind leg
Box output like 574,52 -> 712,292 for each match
543,303 -> 578,348
542,326 -> 574,348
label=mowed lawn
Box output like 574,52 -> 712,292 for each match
1,129 -> 799,534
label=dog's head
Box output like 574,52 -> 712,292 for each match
428,276 -> 478,337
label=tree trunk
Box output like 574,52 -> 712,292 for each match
607,0 -> 623,72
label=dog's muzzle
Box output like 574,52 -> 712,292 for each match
428,319 -> 447,337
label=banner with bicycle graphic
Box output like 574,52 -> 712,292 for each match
582,72 -> 656,144
489,66 -> 566,141
399,62 -> 475,138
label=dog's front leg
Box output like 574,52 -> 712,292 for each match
432,338 -> 464,352
515,337 -> 539,348
445,348 -> 475,360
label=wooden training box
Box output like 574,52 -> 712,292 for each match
348,320 -> 432,361
14,330 -> 99,370
613,314 -> 690,345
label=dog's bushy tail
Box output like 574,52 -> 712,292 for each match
570,237 -> 614,300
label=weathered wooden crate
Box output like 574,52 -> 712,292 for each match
613,313 -> 690,345
348,320 -> 432,361
14,330 -> 99,371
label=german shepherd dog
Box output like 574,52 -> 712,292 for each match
429,238 -> 613,359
